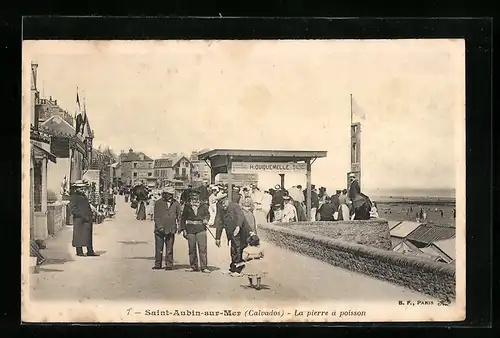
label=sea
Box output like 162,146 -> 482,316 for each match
364,188 -> 456,205
364,188 -> 455,199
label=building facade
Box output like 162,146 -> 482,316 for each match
190,151 -> 210,184
29,62 -> 58,242
119,149 -> 155,186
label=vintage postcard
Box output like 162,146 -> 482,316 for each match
22,39 -> 465,323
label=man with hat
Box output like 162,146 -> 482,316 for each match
330,190 -> 342,220
271,184 -> 287,222
179,189 -> 211,273
180,184 -> 193,205
70,180 -> 99,257
198,180 -> 210,203
153,187 -> 182,270
348,173 -> 361,201
214,191 -> 253,277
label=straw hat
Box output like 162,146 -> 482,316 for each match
72,180 -> 88,187
215,192 -> 228,201
163,187 -> 175,195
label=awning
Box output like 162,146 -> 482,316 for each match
32,144 -> 57,163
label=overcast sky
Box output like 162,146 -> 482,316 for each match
24,40 -> 464,192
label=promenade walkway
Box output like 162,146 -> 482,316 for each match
30,197 -> 427,303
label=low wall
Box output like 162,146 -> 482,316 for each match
272,219 -> 392,251
47,201 -> 69,235
33,212 -> 48,241
258,223 -> 456,301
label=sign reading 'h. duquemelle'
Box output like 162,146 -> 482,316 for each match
232,162 -> 307,174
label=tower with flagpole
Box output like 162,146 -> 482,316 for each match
348,94 -> 366,190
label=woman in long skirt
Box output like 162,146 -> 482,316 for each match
241,196 -> 257,234
136,200 -> 147,220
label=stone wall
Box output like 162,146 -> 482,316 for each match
274,219 -> 392,250
258,223 -> 455,302
47,201 -> 69,235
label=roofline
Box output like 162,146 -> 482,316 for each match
40,114 -> 76,132
172,156 -> 191,167
198,149 -> 328,160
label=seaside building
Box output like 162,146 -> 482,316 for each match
119,149 -> 155,186
190,151 -> 211,186
389,220 -> 456,264
153,153 -> 193,188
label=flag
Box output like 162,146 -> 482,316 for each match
351,96 -> 366,122
81,101 -> 87,136
76,89 -> 81,110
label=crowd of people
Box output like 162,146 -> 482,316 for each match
142,174 -> 377,284
29,175 -> 375,289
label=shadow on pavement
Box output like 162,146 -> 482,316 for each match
170,264 -> 221,272
38,267 -> 64,273
124,256 -> 154,260
43,257 -> 75,265
117,241 -> 150,245
95,250 -> 107,255
240,284 -> 271,291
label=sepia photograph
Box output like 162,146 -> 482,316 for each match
21,39 -> 465,323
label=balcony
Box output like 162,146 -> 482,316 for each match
30,126 -> 51,144
173,174 -> 189,182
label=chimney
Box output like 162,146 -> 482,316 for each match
129,148 -> 133,153
121,150 -> 125,154
55,100 -> 57,105
30,62 -> 38,90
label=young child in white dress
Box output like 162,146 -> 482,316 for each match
237,234 -> 267,290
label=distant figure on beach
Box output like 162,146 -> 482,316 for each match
440,209 -> 444,218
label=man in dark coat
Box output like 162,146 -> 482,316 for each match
179,190 -> 211,273
330,190 -> 341,219
318,196 -> 337,221
198,180 -> 210,203
153,187 -> 182,270
214,192 -> 253,277
180,185 -> 193,205
348,173 -> 361,202
70,180 -> 99,257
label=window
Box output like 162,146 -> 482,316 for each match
133,162 -> 137,168
182,168 -> 186,176
148,163 -> 152,168
148,172 -> 152,177
133,172 -> 137,177
33,159 -> 42,212
175,168 -> 179,175
352,142 -> 357,163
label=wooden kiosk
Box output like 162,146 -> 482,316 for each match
197,149 -> 327,220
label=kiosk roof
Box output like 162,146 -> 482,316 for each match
198,149 -> 327,162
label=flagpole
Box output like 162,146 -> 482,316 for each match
350,93 -> 353,126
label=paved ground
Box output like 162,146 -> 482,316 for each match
31,197 -> 426,303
